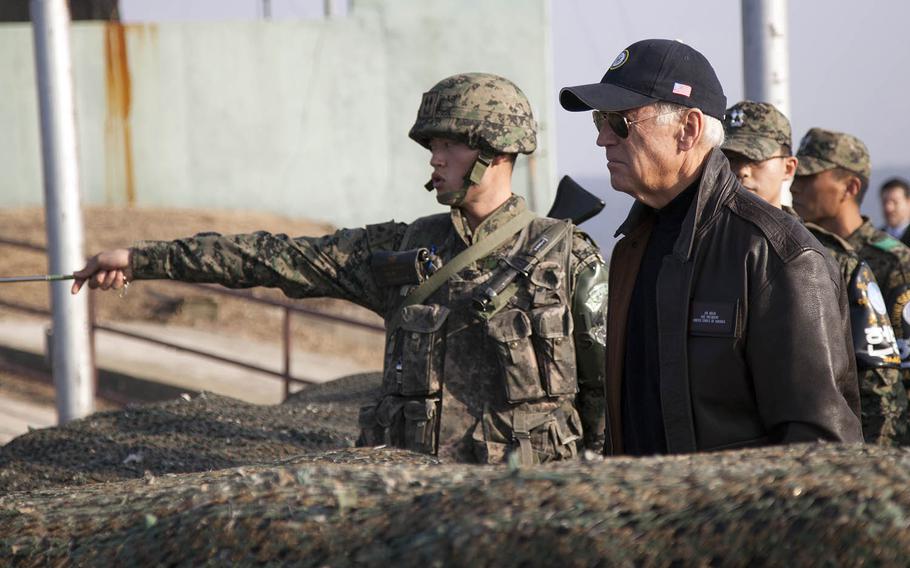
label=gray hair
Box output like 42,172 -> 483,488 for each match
652,102 -> 725,148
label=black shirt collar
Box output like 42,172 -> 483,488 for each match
655,178 -> 700,227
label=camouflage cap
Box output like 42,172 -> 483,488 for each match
796,127 -> 871,179
721,101 -> 791,161
408,73 -> 537,155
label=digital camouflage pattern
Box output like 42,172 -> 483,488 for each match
130,195 -> 607,463
797,221 -> 908,445
408,73 -> 537,155
807,223 -> 908,443
721,100 -> 792,161
847,219 -> 910,400
796,127 -> 871,180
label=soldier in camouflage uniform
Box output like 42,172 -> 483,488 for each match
72,73 -> 610,465
792,129 -> 910,442
722,103 -> 907,445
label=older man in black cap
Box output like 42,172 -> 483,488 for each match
560,39 -> 862,455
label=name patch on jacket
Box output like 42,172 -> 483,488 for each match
689,301 -> 737,337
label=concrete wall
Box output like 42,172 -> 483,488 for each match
0,0 -> 555,228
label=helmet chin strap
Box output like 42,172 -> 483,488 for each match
424,151 -> 494,207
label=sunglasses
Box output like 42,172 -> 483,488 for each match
592,109 -> 683,138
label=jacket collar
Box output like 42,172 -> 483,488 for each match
451,194 -> 527,246
614,147 -> 736,260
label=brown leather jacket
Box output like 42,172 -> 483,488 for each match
605,148 -> 863,454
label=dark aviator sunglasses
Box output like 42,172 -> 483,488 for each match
592,109 -> 682,139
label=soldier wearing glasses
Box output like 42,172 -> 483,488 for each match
560,39 -> 862,455
722,101 -> 907,445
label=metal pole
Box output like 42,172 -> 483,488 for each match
741,0 -> 792,202
526,154 -> 539,214
262,0 -> 271,20
31,0 -> 95,423
283,307 -> 291,400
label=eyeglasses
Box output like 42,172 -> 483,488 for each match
725,154 -> 790,171
592,109 -> 683,138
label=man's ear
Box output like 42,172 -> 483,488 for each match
844,175 -> 862,200
678,109 -> 704,151
782,156 -> 799,181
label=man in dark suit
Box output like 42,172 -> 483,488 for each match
880,177 -> 910,247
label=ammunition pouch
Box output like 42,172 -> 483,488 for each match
511,407 -> 581,465
356,396 -> 439,455
468,405 -> 582,465
487,305 -> 576,403
488,309 -> 546,402
531,305 -> 577,395
383,304 -> 449,396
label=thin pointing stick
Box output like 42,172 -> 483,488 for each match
0,274 -> 75,283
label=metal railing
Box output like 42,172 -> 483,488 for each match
0,236 -> 385,401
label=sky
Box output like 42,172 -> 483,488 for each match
120,0 -> 910,250
551,0 -> 910,248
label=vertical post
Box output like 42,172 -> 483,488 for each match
261,0 -> 271,20
741,0 -> 792,201
282,307 -> 291,400
526,154 -> 539,214
88,289 -> 98,397
31,0 -> 94,422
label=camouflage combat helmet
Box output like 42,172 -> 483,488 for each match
409,72 -> 537,156
410,73 -> 537,206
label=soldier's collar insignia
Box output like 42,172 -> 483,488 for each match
609,49 -> 629,71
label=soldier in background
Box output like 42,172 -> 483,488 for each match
880,177 -> 910,247
71,73 -> 609,465
792,129 -> 910,428
722,103 -> 907,445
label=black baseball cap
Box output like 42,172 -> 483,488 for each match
560,39 -> 727,120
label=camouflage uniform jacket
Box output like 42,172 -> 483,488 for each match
805,221 -> 908,445
131,195 -> 607,464
846,219 -> 910,377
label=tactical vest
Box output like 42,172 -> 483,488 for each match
358,213 -> 583,464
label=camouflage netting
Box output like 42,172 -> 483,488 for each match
0,372 -> 381,492
3,377 -> 910,565
2,444 -> 910,565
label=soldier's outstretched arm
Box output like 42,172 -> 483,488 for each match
570,232 -> 609,452
72,248 -> 132,293
71,223 -> 407,314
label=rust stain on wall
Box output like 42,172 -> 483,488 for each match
104,23 -> 135,206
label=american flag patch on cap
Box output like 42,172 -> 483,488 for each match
672,82 -> 692,97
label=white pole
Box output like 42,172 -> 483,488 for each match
741,0 -> 792,203
31,0 -> 95,423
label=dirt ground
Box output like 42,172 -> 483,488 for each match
0,359 -> 117,412
0,206 -> 385,370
